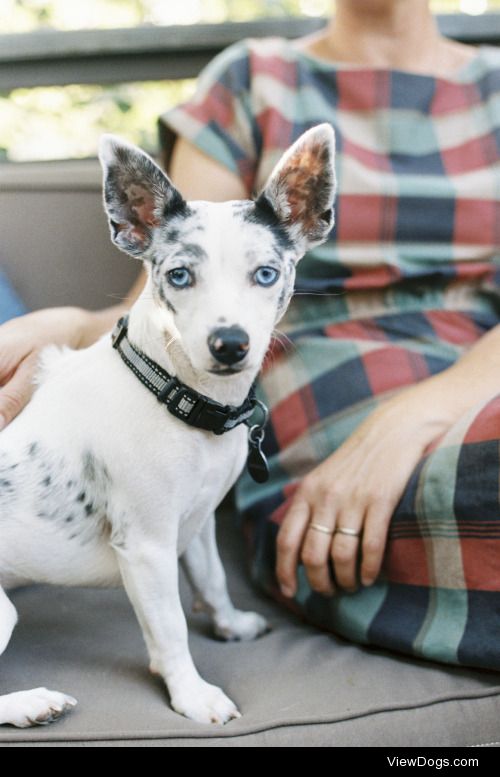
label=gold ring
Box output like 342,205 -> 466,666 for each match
335,527 -> 361,537
308,522 -> 334,536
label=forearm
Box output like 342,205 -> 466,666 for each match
436,323 -> 500,411
393,323 -> 500,429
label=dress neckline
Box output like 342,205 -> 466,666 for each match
283,37 -> 487,83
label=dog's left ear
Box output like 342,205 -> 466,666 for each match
255,123 -> 336,255
98,134 -> 186,258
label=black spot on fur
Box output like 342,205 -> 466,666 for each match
42,475 -> 51,487
165,297 -> 177,314
245,196 -> 294,251
66,515 -> 74,523
177,243 -> 208,264
158,284 -> 177,314
28,442 -> 39,457
321,208 -> 333,225
85,502 -> 95,516
164,226 -> 180,244
83,452 -> 97,482
77,491 -> 86,502
81,452 -> 111,487
162,193 -> 190,221
277,287 -> 286,311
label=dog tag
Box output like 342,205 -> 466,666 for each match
247,425 -> 269,483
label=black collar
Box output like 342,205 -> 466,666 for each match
111,315 -> 259,436
111,315 -> 270,483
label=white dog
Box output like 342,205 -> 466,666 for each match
0,124 -> 335,727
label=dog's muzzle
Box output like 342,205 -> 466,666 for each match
208,326 -> 249,366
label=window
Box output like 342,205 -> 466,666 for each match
1,0 -> 499,162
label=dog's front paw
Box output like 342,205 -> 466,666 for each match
0,687 -> 77,728
170,680 -> 241,725
214,610 -> 271,641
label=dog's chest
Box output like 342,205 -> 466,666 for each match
172,426 -> 247,555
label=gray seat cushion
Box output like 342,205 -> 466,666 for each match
1,506 -> 499,747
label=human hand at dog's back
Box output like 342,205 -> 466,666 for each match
0,306 -> 116,430
0,260 -> 150,431
0,307 -> 91,429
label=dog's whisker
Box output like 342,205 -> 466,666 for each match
272,329 -> 296,355
105,293 -> 134,302
164,334 -> 179,351
139,331 -> 179,352
273,328 -> 294,346
105,293 -> 159,303
292,290 -> 345,297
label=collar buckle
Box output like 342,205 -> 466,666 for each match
169,386 -> 230,434
159,379 -> 230,433
167,385 -> 204,424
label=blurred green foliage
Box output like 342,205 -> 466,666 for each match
1,0 -> 499,161
1,80 -> 197,162
2,0 -> 499,31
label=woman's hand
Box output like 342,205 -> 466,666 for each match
0,307 -> 92,429
0,269 -> 146,431
276,380 -> 460,597
0,305 -> 125,430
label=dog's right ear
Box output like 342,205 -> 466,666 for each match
98,134 -> 186,258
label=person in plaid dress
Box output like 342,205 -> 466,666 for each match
0,1 -> 499,670
158,2 -> 500,670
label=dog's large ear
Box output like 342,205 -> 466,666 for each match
255,123 -> 336,254
98,134 -> 186,258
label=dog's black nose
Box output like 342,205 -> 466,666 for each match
208,326 -> 250,365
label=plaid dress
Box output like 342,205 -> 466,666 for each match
160,37 -> 500,670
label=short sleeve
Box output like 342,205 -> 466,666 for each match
159,40 -> 260,196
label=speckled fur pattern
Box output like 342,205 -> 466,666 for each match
0,124 -> 336,728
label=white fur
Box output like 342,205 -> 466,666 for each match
0,125 -> 335,727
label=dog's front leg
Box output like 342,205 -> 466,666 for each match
114,531 -> 241,725
181,513 -> 270,641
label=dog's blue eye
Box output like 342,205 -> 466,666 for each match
167,268 -> 193,289
253,266 -> 280,287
